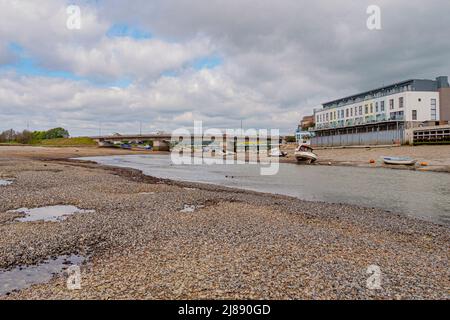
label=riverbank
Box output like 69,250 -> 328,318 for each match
0,146 -> 448,299
280,144 -> 450,172
0,145 -> 157,159
2,144 -> 450,173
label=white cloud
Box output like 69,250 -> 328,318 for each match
52,36 -> 213,81
0,69 -> 287,135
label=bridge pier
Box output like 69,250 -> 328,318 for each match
153,140 -> 170,151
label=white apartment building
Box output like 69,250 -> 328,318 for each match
310,77 -> 450,147
315,77 -> 448,130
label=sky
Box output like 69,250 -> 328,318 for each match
0,0 -> 449,136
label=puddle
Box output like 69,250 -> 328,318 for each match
139,192 -> 155,195
0,254 -> 86,296
0,179 -> 13,186
180,204 -> 205,213
9,205 -> 95,222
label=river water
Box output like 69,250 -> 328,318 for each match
79,154 -> 450,225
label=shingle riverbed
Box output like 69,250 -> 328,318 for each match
0,157 -> 448,299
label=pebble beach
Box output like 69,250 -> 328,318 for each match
0,146 -> 448,299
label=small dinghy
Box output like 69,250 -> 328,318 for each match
295,145 -> 318,164
382,157 -> 417,165
120,143 -> 132,150
270,148 -> 287,157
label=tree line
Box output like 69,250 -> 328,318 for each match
0,127 -> 69,144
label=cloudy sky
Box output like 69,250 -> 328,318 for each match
0,0 -> 449,136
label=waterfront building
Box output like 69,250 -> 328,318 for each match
311,76 -> 450,146
295,115 -> 315,142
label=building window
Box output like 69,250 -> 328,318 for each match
390,111 -> 404,121
350,108 -> 353,117
381,101 -> 385,112
375,102 -> 379,113
412,110 -> 417,121
359,106 -> 363,115
346,109 -> 349,117
399,97 -> 404,108
389,99 -> 394,110
334,111 -> 337,120
326,113 -> 329,121
431,99 -> 437,120
365,105 -> 368,114
370,103 -> 373,113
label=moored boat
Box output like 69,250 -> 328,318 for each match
270,148 -> 287,157
294,145 -> 318,164
382,156 -> 417,165
120,143 -> 132,149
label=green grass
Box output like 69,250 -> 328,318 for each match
0,142 -> 23,146
33,137 -> 97,146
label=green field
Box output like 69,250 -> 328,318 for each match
33,137 -> 97,146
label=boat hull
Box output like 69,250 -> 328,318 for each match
382,157 -> 416,165
295,151 -> 318,163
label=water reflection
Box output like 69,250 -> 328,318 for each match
10,205 -> 95,222
0,254 -> 86,296
0,179 -> 13,186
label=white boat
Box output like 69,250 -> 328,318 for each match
137,145 -> 152,150
270,148 -> 287,157
206,148 -> 236,156
98,141 -> 114,147
217,150 -> 236,156
382,157 -> 417,165
294,145 -> 318,164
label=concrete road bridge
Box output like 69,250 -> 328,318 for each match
90,133 -> 287,151
90,133 -> 173,150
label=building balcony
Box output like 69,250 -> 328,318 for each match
314,116 -> 405,130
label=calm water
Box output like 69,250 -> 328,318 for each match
0,179 -> 13,186
79,154 -> 450,225
0,254 -> 85,296
10,205 -> 95,223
